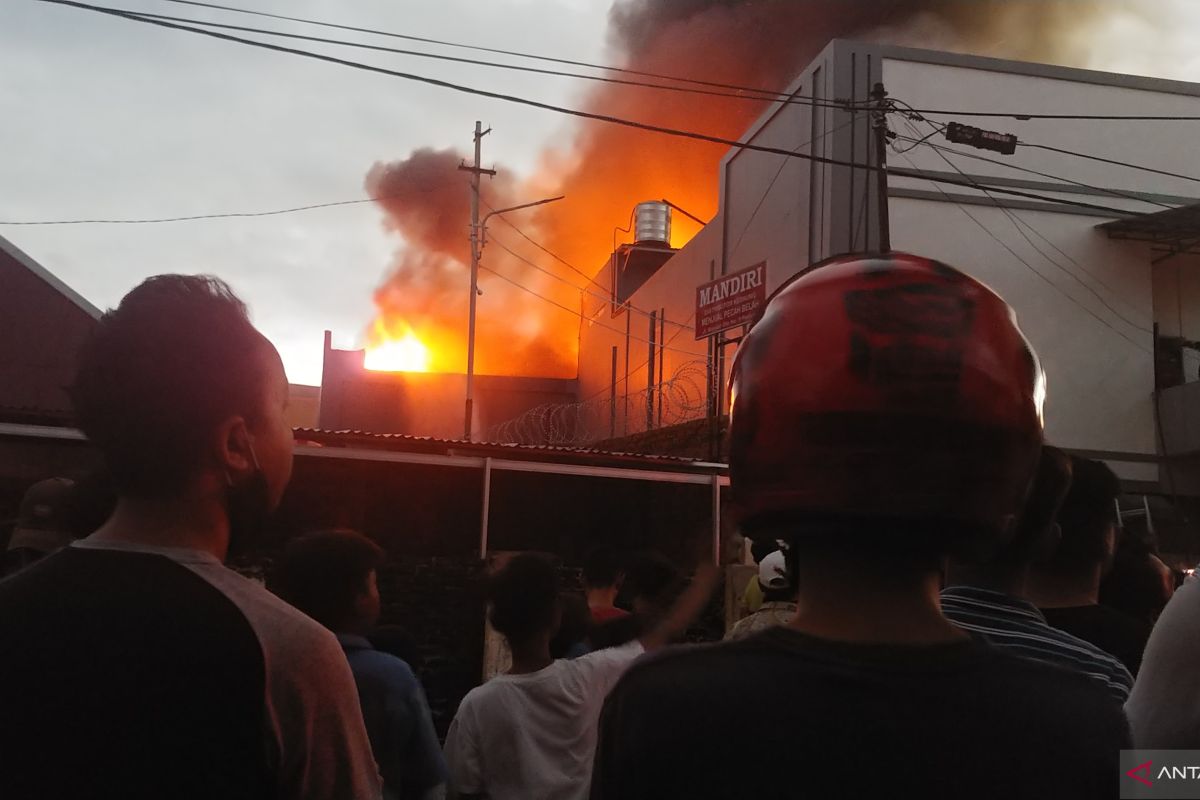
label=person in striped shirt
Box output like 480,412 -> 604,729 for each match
942,446 -> 1134,702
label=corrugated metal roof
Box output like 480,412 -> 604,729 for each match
292,427 -> 724,471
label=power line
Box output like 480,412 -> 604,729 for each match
892,146 -> 1150,354
124,8 -> 855,112
898,107 -> 1200,122
152,0 -> 812,102
480,199 -> 605,291
476,261 -> 702,358
486,234 -> 692,330
142,2 -> 1200,123
926,142 -> 1153,335
1020,141 -> 1200,186
900,117 -> 1157,331
730,115 -> 859,257
38,0 -> 1148,220
891,134 -> 1177,211
889,97 -> 1200,188
0,197 -> 375,225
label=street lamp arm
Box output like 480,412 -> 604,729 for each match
482,195 -> 566,227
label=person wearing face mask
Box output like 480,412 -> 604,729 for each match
0,275 -> 382,800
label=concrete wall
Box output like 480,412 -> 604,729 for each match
1153,254 -> 1200,383
890,199 -> 1156,472
319,345 -> 576,441
879,49 -> 1200,482
577,223 -> 720,441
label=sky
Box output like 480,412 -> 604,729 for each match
3,0 -> 1200,386
2,0 -> 610,385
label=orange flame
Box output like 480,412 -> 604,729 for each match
364,318 -> 432,373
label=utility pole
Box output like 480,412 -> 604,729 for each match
870,82 -> 892,252
459,121 -> 495,441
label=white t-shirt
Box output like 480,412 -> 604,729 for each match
444,641 -> 644,800
1128,581 -> 1200,746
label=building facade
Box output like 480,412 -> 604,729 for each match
574,40 -> 1200,501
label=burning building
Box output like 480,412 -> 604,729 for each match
319,331 -> 576,440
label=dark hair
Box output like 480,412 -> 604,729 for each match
1000,446 -> 1072,566
275,530 -> 384,631
489,554 -> 560,645
1100,536 -> 1172,624
1045,457 -> 1121,575
624,552 -> 682,607
582,546 -> 623,589
71,275 -> 272,497
549,592 -> 591,659
749,536 -> 779,565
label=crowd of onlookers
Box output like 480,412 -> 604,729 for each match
5,255 -> 1200,799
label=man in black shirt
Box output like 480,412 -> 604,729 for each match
1028,457 -> 1152,675
0,276 -> 381,800
592,253 -> 1129,800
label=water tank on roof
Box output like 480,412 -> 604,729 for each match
634,201 -> 671,245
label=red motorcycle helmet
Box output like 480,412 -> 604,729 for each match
728,252 -> 1044,549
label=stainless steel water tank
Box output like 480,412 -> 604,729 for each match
634,201 -> 672,245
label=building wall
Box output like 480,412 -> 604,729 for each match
575,41 -> 1200,481
1153,253 -> 1200,383
890,199 -> 1157,467
0,237 -> 99,423
879,49 -> 1200,482
578,223 -> 721,441
575,42 -> 879,440
320,345 -> 576,441
286,385 -> 321,430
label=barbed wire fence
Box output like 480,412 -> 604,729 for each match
487,359 -> 711,446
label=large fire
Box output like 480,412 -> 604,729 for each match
364,319 -> 432,373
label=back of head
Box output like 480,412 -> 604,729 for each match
582,546 -> 623,590
275,529 -> 384,632
998,446 -> 1073,568
71,275 -> 273,499
1,473 -> 119,578
624,552 -> 682,609
6,478 -> 77,556
729,252 -> 1044,560
1043,457 -> 1121,577
489,553 -> 560,646
757,549 -> 797,602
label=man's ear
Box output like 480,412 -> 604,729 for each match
215,416 -> 254,477
1031,522 -> 1062,563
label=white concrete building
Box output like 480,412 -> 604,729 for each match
570,39 -> 1200,501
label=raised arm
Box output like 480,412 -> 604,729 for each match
637,561 -> 721,651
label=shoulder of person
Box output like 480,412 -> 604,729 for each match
607,640 -> 743,699
355,646 -> 418,677
983,646 -> 1129,716
193,563 -> 348,670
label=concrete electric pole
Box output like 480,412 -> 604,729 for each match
870,82 -> 892,252
459,121 -> 496,441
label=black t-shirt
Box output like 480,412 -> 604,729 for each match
593,627 -> 1130,800
1041,604 -> 1152,676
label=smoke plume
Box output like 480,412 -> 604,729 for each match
366,0 -> 1142,377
